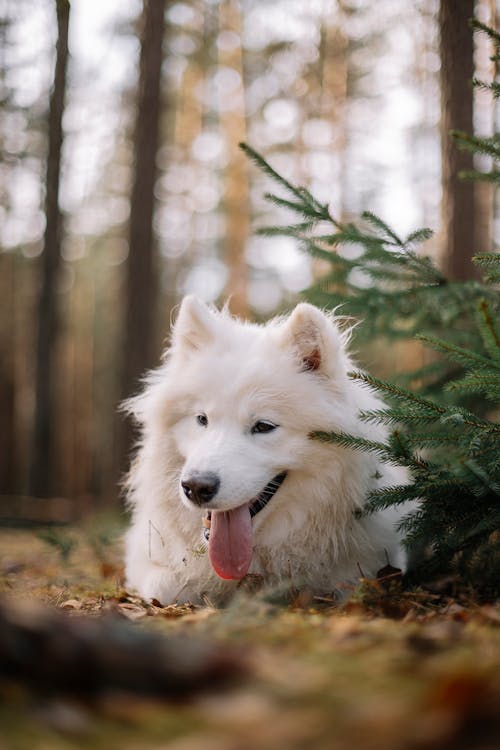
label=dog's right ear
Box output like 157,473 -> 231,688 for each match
172,296 -> 215,352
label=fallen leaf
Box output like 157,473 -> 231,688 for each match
117,602 -> 148,620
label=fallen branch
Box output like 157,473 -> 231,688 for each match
0,597 -> 245,699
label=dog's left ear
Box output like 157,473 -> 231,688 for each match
280,303 -> 342,373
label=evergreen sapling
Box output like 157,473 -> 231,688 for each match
240,20 -> 499,594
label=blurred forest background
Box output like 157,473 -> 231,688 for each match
0,0 -> 498,510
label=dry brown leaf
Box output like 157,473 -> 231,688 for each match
117,602 -> 148,620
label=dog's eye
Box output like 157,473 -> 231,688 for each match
196,413 -> 208,427
251,420 -> 278,435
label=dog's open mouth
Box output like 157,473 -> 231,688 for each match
206,472 -> 287,581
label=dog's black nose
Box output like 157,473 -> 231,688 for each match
181,473 -> 220,505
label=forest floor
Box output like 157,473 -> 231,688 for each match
0,513 -> 499,750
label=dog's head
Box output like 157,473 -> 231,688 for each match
169,296 -> 354,511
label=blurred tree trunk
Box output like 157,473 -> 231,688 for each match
120,0 -> 166,464
58,267 -> 95,500
0,253 -> 16,493
320,8 -> 348,216
439,0 -> 477,280
0,12 -> 16,494
472,0 -> 495,260
0,10 -> 18,494
29,0 -> 70,498
219,0 -> 249,318
492,0 -> 499,243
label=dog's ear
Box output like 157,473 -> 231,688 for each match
172,296 -> 215,351
281,303 -> 341,373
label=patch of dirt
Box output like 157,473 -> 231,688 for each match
0,519 -> 499,750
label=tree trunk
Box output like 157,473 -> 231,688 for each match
120,0 -> 166,463
29,0 -> 70,498
439,0 -> 477,280
0,253 -> 17,494
219,0 -> 249,318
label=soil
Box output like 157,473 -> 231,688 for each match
0,515 -> 499,750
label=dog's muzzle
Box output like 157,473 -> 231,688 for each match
203,471 -> 287,541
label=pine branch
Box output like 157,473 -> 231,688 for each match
311,430 -> 390,456
392,250 -> 446,284
359,264 -> 426,284
437,408 -> 499,432
462,510 -> 500,542
364,484 -> 423,511
239,142 -> 305,202
404,227 -> 434,245
463,460 -> 500,495
311,430 -> 430,472
295,186 -> 330,216
359,409 -> 441,426
263,192 -> 324,220
361,211 -> 403,245
446,371 -> 500,400
352,369 -> 499,432
401,432 -> 470,448
470,18 -> 500,45
303,242 -> 352,265
473,253 -> 500,283
315,227 -> 384,249
451,131 -> 500,160
472,77 -> 500,99
393,360 -> 456,387
348,371 -> 448,415
476,299 -> 500,360
474,252 -> 500,268
256,221 -> 315,237
459,169 -> 500,183
416,333 -> 500,371
240,143 -> 331,221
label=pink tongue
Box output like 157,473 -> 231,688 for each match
208,505 -> 253,580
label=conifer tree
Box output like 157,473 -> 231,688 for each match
240,20 -> 500,595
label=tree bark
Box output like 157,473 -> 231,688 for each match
29,0 -> 70,498
439,0 -> 477,280
0,253 -> 17,494
219,0 -> 249,318
120,0 -> 166,462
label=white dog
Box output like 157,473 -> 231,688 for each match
124,296 -> 409,605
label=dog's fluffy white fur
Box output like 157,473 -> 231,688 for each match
124,296 -> 409,604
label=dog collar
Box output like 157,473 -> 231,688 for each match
203,471 -> 288,541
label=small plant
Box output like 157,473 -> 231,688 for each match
38,527 -> 77,563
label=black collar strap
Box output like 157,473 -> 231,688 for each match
249,471 -> 288,517
203,471 -> 287,541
